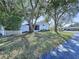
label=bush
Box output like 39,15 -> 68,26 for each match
2,15 -> 22,30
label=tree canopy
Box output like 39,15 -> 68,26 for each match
0,0 -> 79,31
45,0 -> 79,32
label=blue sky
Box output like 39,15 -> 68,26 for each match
74,13 -> 79,22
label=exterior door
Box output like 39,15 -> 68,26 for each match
35,25 -> 39,30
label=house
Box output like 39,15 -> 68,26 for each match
0,16 -> 50,36
63,23 -> 79,31
20,20 -> 49,32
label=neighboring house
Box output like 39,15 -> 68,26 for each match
64,27 -> 79,31
64,23 -> 79,31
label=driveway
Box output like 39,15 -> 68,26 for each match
42,33 -> 79,59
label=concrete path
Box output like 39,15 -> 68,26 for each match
42,33 -> 79,59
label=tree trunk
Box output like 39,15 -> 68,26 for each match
53,8 -> 60,34
54,22 -> 57,32
28,20 -> 33,33
54,20 -> 59,34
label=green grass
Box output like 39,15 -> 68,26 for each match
59,32 -> 74,40
0,31 -> 74,59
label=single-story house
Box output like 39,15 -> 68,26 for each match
64,23 -> 79,31
64,27 -> 79,31
0,20 -> 49,36
20,20 -> 49,32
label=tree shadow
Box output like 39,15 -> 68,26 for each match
0,32 -> 70,59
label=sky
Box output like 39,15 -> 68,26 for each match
38,13 -> 79,23
31,13 -> 79,26
73,13 -> 79,22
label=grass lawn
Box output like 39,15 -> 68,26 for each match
0,31 -> 74,59
59,32 -> 74,39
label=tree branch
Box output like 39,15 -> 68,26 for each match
57,11 -> 65,22
30,0 -> 33,9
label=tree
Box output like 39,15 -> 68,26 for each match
20,0 -> 46,32
17,0 -> 41,32
27,0 -> 40,32
45,0 -> 79,33
0,0 -> 22,30
58,13 -> 73,31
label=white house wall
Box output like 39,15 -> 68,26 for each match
0,26 -> 5,36
20,25 -> 29,32
1,30 -> 5,36
39,23 -> 49,30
